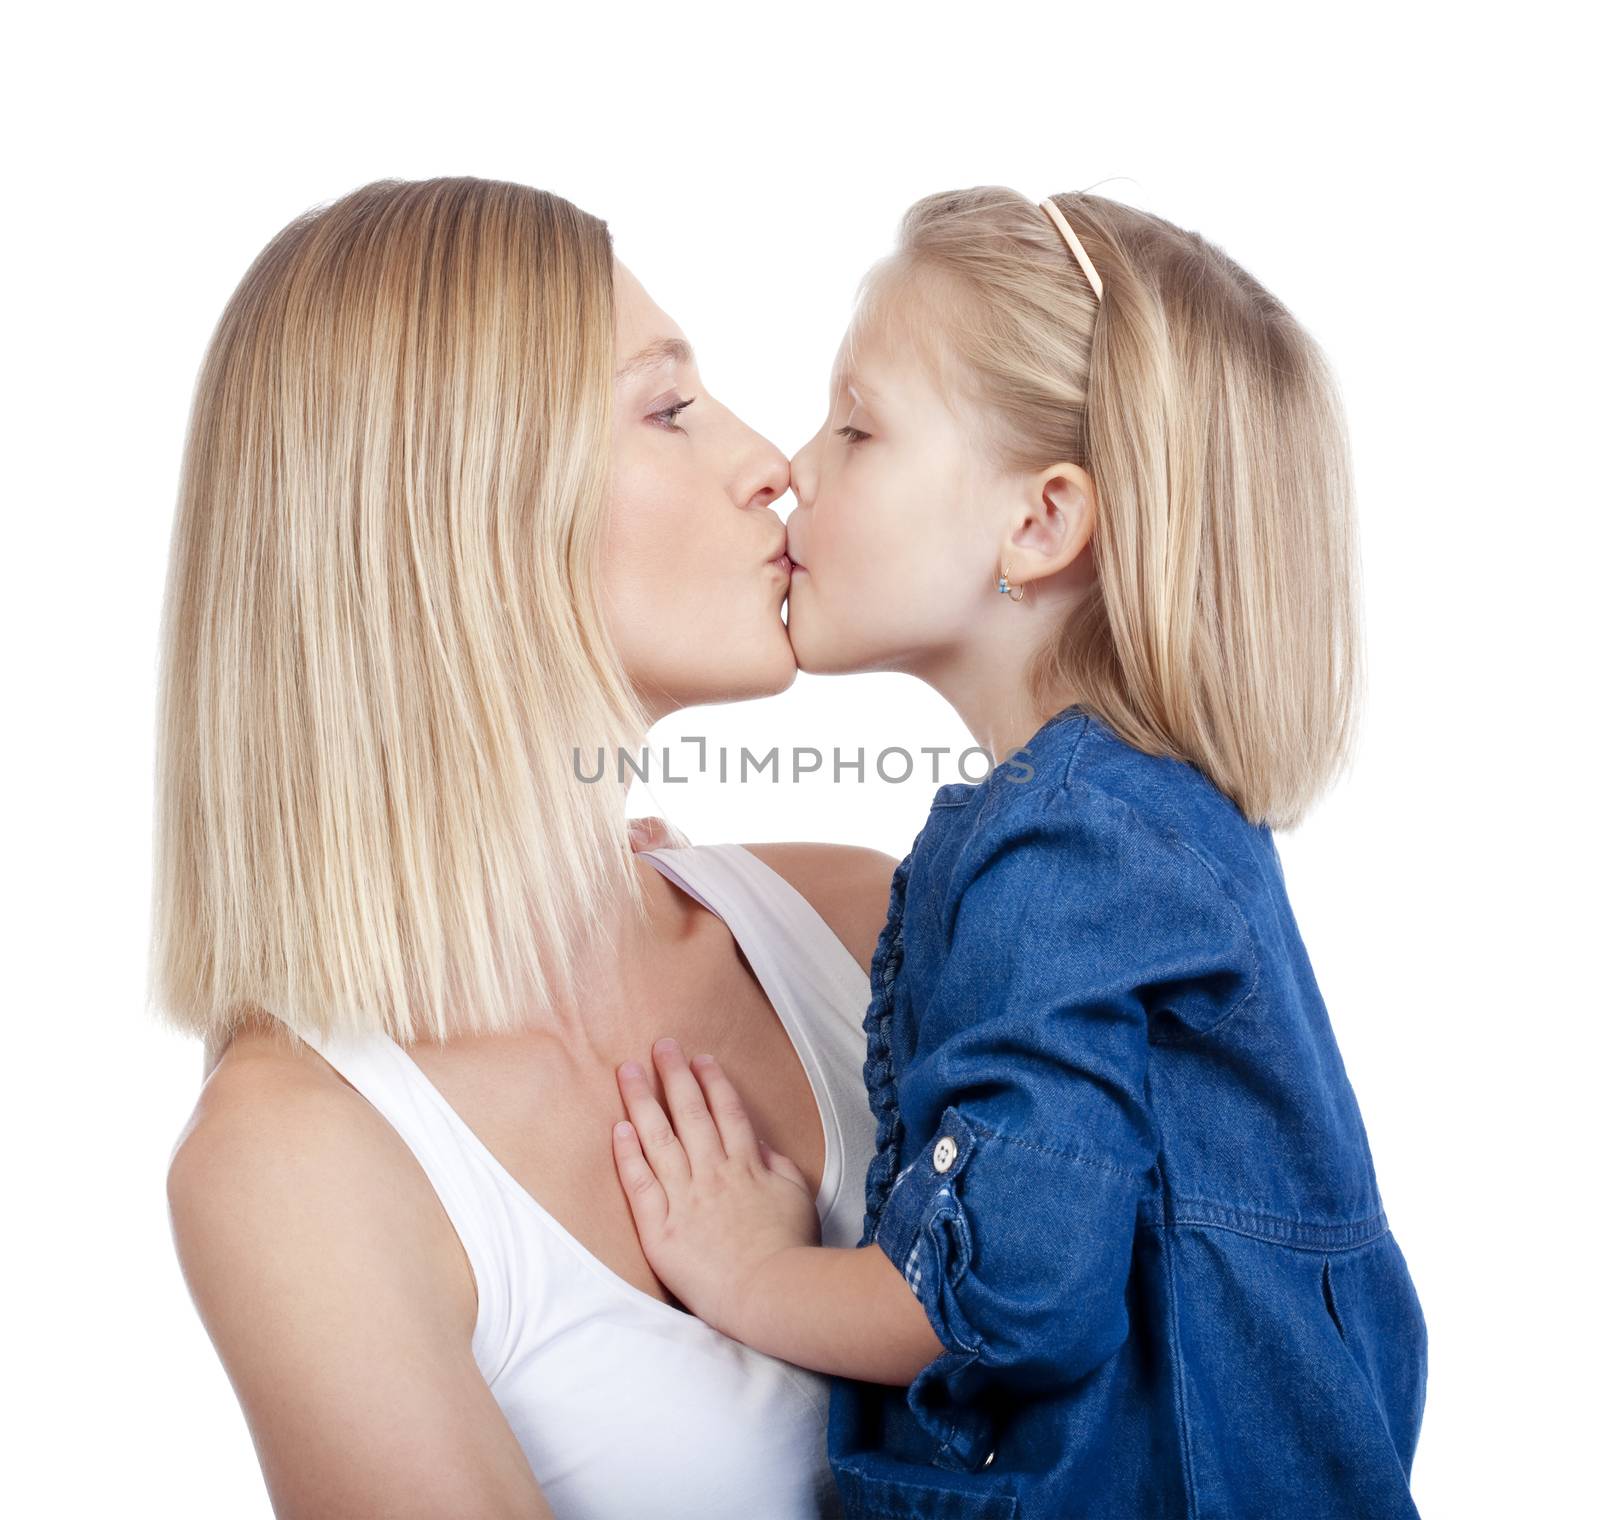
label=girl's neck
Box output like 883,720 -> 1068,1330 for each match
919,644 -> 1078,770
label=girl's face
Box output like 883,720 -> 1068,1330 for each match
786,318 -> 1002,679
602,260 -> 796,721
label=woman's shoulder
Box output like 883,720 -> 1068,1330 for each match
174,1016 -> 386,1181
164,1024 -> 530,1514
167,1020 -> 475,1335
736,841 -> 899,976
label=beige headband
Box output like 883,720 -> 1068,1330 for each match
1038,198 -> 1104,301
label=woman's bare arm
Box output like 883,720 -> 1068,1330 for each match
167,1053 -> 554,1520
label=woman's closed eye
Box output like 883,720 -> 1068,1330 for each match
834,425 -> 870,445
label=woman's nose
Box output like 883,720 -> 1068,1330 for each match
743,438 -> 791,512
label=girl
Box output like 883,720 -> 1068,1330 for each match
608,187 -> 1428,1519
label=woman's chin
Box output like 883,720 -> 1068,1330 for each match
752,647 -> 800,697
714,637 -> 798,702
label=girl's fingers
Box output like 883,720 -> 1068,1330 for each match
626,815 -> 691,852
626,816 -> 670,853
649,1038 -> 726,1173
758,1139 -> 810,1194
689,1054 -> 760,1164
611,1120 -> 668,1239
615,1059 -> 692,1189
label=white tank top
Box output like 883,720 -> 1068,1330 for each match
297,843 -> 876,1519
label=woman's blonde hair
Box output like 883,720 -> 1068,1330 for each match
149,176 -> 651,1055
850,186 -> 1363,828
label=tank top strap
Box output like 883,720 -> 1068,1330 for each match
637,843 -> 868,1041
295,1026 -> 518,1380
638,842 -> 875,1239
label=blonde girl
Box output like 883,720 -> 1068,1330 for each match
608,186 -> 1428,1520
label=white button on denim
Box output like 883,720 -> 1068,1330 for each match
933,1136 -> 959,1173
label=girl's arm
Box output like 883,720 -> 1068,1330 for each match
738,1242 -> 948,1384
610,1041 -> 946,1383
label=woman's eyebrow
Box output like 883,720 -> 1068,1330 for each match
615,336 -> 695,381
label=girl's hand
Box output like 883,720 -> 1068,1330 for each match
611,1038 -> 820,1337
626,815 -> 690,852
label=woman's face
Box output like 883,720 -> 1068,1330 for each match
784,310 -> 997,679
602,260 -> 796,721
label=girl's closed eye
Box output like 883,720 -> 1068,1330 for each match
834,425 -> 870,445
651,396 -> 697,432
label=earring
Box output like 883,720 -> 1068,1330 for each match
996,564 -> 1024,602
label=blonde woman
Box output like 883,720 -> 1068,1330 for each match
158,177 -> 893,1519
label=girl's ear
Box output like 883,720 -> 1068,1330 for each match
1003,463 -> 1097,581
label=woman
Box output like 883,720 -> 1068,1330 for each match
158,176 -> 896,1518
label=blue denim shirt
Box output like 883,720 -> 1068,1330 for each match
826,707 -> 1427,1520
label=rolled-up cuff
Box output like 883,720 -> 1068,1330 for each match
870,1107 -> 997,1470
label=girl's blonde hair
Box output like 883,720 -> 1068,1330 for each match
149,176 -> 651,1056
851,186 -> 1363,828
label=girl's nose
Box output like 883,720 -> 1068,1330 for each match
788,436 -> 817,507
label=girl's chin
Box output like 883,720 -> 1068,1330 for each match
786,617 -> 885,677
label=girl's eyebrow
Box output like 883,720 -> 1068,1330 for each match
836,370 -> 884,406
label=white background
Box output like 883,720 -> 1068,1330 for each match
5,3 -> 1593,1514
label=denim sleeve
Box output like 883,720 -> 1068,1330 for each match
870,779 -> 1251,1467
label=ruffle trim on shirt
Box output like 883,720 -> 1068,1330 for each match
858,847 -> 914,1247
